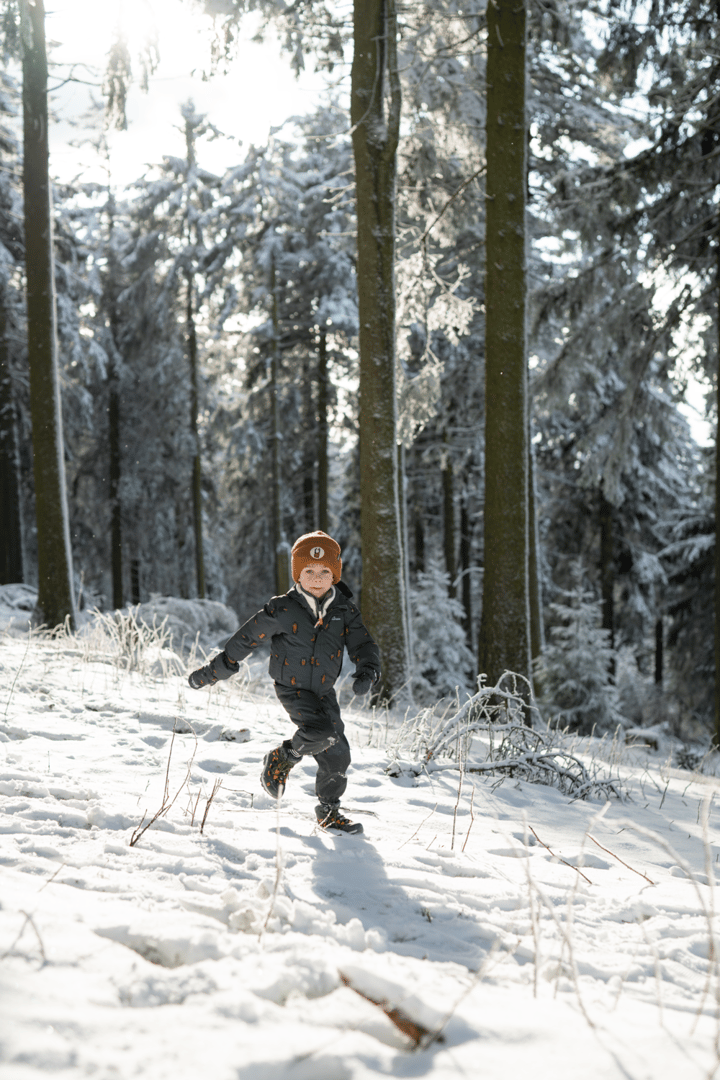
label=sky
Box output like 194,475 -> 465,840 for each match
1,587 -> 719,1079
46,0 -> 336,187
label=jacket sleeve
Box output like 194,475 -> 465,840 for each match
222,602 -> 281,667
345,605 -> 380,673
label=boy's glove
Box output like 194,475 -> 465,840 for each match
188,662 -> 217,689
188,651 -> 238,689
352,668 -> 379,696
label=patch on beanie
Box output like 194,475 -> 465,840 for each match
310,545 -> 325,560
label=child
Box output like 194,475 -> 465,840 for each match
187,531 -> 380,834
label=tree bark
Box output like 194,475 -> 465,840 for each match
528,438 -> 543,659
21,0 -> 75,628
0,289 -> 24,584
352,0 -> 408,703
414,505 -> 425,575
130,557 -> 141,606
108,367 -> 123,608
187,273 -> 205,598
184,113 -> 205,599
442,438 -> 456,597
302,354 -> 315,531
317,328 -> 329,532
460,495 -> 472,646
715,238 -> 720,746
104,192 -> 123,610
599,486 -> 616,680
477,0 -> 530,693
270,252 -> 289,593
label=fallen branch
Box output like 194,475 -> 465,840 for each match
338,971 -> 444,1049
400,673 -> 623,802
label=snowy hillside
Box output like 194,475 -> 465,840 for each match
1,618 -> 719,1079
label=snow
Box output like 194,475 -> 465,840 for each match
1,621 -> 719,1079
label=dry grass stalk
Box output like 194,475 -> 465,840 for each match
200,779 -> 222,834
0,910 -> 46,965
399,803 -> 438,849
529,826 -> 593,885
129,722 -> 197,847
462,785 -> 476,853
587,833 -> 655,884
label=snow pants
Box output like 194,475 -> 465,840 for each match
273,684 -> 350,807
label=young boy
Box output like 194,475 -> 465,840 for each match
187,531 -> 380,834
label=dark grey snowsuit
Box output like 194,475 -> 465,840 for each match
212,583 -> 379,805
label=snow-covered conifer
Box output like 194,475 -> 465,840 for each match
535,561 -> 623,734
410,558 -> 474,705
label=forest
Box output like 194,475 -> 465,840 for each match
1,0 -> 718,745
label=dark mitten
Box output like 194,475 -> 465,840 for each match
352,668 -> 378,696
188,651 -> 238,688
188,662 -> 217,690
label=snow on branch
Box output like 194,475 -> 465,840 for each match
396,672 -> 623,801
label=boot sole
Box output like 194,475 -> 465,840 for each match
316,820 -> 364,835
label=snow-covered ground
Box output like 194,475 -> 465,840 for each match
1,617 -> 719,1079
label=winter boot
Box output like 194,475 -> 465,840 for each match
261,743 -> 298,799
315,803 -> 363,835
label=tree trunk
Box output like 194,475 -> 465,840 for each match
0,290 -> 24,584
599,487 -> 615,681
715,239 -> 720,746
414,505 -> 425,575
655,616 -> 663,688
528,438 -> 544,660
460,495 -> 472,647
130,557 -> 141,605
302,354 -> 315,530
270,253 -> 289,593
108,367 -> 123,608
398,440 -> 413,675
103,191 -> 123,609
184,112 -> 205,599
352,0 -> 408,703
317,328 -> 329,532
21,0 -> 75,629
187,272 -> 205,598
477,0 -> 530,694
442,438 -> 456,597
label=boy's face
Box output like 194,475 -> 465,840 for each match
298,564 -> 334,597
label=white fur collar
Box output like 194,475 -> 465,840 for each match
293,583 -> 336,626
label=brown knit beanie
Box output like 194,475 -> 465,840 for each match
291,531 -> 342,584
